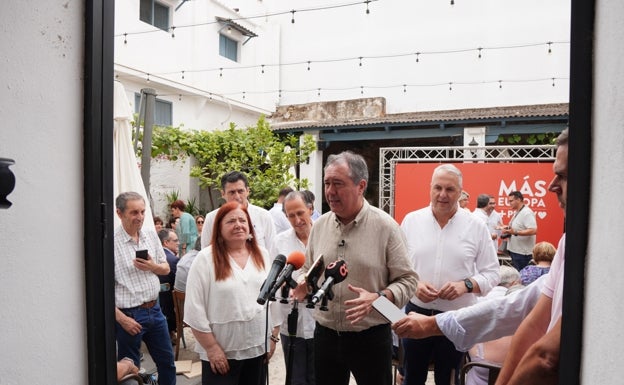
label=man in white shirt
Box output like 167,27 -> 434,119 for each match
501,191 -> 537,271
400,164 -> 500,385
269,187 -> 294,234
270,191 -> 316,385
394,129 -> 569,385
473,194 -> 503,252
200,171 -> 276,251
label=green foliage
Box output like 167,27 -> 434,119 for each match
496,132 -> 558,145
164,189 -> 180,206
148,116 -> 317,209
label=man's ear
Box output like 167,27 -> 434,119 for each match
358,179 -> 367,194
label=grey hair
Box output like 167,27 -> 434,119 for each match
431,164 -> 463,188
282,190 -> 314,214
498,265 -> 521,288
158,228 -> 175,243
556,128 -> 569,147
115,191 -> 145,212
325,151 -> 369,189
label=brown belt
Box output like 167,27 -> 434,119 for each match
138,300 -> 157,309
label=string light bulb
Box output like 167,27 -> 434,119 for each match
548,42 -> 552,54
291,10 -> 296,24
261,65 -> 265,74
219,68 -> 223,77
181,71 -> 185,79
360,86 -> 364,95
403,84 -> 407,93
365,0 -> 371,14
242,91 -> 246,99
359,57 -> 363,67
478,47 -> 482,59
449,82 -> 453,91
178,94 -> 182,101
499,80 -> 502,89
123,33 -> 128,45
317,88 -> 321,96
415,52 -> 420,63
171,26 -> 176,38
146,73 -> 150,82
451,0 -> 455,5
278,89 -> 282,98
552,78 -> 555,87
307,61 -> 311,71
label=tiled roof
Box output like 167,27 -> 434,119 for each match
270,103 -> 569,131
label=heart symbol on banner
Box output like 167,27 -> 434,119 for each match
537,212 -> 547,219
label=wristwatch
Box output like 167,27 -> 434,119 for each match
464,278 -> 474,293
377,290 -> 387,298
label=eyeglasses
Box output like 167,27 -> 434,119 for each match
168,238 -> 180,243
197,220 -> 204,224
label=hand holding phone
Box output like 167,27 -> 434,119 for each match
372,296 -> 405,324
135,249 -> 148,260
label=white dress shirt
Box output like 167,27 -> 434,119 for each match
401,206 -> 500,312
270,228 -> 316,339
436,275 -> 546,351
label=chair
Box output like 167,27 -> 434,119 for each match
172,289 -> 190,360
459,360 -> 502,385
118,373 -> 144,385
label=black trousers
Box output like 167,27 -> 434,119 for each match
402,302 -> 464,385
314,322 -> 393,385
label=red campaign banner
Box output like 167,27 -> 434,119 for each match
394,162 -> 564,247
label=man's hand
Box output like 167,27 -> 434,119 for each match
292,280 -> 310,302
344,284 -> 378,324
438,281 -> 468,300
117,312 -> 142,336
134,254 -> 170,275
392,312 -> 441,339
415,281 -> 439,303
133,254 -> 156,271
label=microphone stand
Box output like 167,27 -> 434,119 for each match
285,299 -> 299,385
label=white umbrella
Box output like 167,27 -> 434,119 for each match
113,80 -> 155,232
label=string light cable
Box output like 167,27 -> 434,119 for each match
152,40 -> 569,78
115,0 -> 379,40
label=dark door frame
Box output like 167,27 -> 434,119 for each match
84,0 -> 116,384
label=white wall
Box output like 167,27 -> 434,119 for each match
260,0 -> 571,113
582,0 -> 624,381
0,1 -> 87,384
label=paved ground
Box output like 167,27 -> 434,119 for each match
140,328 -> 435,384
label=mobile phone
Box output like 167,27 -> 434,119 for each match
372,296 -> 405,324
135,249 -> 148,260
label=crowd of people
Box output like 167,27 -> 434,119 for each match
112,129 -> 568,385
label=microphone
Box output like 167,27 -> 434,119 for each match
311,260 -> 348,305
257,254 -> 287,305
268,251 -> 306,300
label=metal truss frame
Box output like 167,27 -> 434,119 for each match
379,145 -> 556,216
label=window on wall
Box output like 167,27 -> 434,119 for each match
134,93 -> 173,126
219,34 -> 238,62
140,0 -> 170,31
